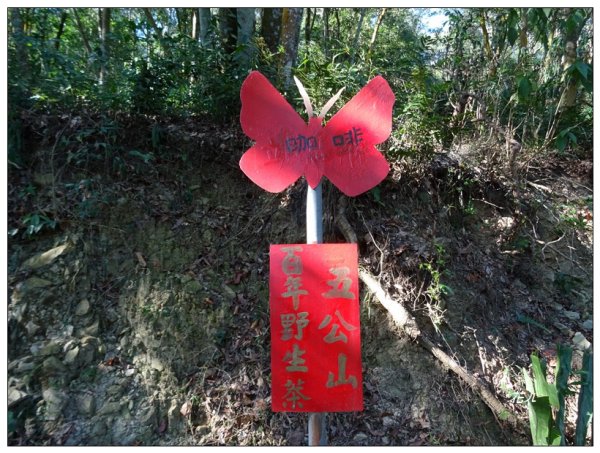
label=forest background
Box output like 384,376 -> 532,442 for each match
4,5 -> 595,447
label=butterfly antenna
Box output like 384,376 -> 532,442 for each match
319,87 -> 345,119
293,75 -> 314,118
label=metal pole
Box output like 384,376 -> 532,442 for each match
306,182 -> 327,445
306,182 -> 323,245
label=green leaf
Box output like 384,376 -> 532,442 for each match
575,350 -> 593,445
8,410 -> 16,433
517,77 -> 531,101
507,26 -> 519,46
527,395 -> 553,445
128,149 -> 154,163
531,354 -> 559,408
370,186 -> 384,206
574,60 -> 590,80
555,344 -> 573,445
556,135 -> 567,152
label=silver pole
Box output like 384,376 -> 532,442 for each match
306,182 -> 327,445
306,182 -> 323,245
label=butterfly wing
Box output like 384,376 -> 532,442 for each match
322,76 -> 395,197
239,71 -> 308,192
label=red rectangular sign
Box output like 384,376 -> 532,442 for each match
269,243 -> 363,412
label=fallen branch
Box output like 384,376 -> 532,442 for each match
526,181 -> 553,193
336,196 -> 519,428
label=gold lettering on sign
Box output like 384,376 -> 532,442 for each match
326,353 -> 357,389
322,266 -> 355,299
283,379 -> 310,409
318,309 -> 357,344
280,246 -> 308,310
280,312 -> 309,341
281,246 -> 303,274
283,344 -> 308,372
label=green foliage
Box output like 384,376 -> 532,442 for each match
575,350 -> 593,445
523,346 -> 593,445
553,272 -> 583,295
6,7 -> 592,165
19,212 -> 58,238
419,240 -> 451,328
557,203 -> 591,232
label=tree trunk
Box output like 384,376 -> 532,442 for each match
54,10 -> 68,50
143,8 -> 163,39
334,8 -> 341,41
9,8 -> 30,85
219,8 -> 238,53
547,8 -> 591,143
304,8 -> 312,45
323,8 -> 331,59
236,8 -> 255,68
478,10 -> 496,77
192,8 -> 199,40
98,8 -> 111,85
72,9 -> 92,55
199,8 -> 212,46
261,8 -> 282,53
175,8 -> 185,36
350,8 -> 366,63
367,8 -> 386,60
557,8 -> 589,110
280,7 -> 303,89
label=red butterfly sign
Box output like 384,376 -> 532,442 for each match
239,71 -> 395,197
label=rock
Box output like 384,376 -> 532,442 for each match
98,401 -> 121,416
25,320 -> 41,336
573,332 -> 591,351
382,416 -> 395,428
39,340 -> 63,356
76,393 -> 96,416
42,387 -> 68,420
42,356 -> 67,376
167,399 -> 185,434
353,432 -> 368,442
112,417 -> 135,445
75,299 -> 91,316
107,383 -> 126,397
150,357 -> 165,372
63,346 -> 80,366
9,356 -> 35,373
79,319 -> 100,337
78,339 -> 99,367
90,418 -> 108,441
8,387 -> 29,407
582,319 -> 593,331
23,243 -> 72,269
563,310 -> 581,320
63,324 -> 74,336
139,403 -> 157,427
553,322 -> 571,335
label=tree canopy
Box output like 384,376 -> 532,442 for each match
8,7 -> 593,162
